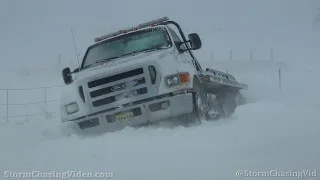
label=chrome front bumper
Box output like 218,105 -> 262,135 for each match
69,93 -> 194,133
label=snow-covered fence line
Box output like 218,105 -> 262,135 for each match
0,66 -> 309,122
0,85 -> 65,122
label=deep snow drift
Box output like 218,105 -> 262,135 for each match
0,60 -> 319,180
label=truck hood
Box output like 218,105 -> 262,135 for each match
73,48 -> 170,81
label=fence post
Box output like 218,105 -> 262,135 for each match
6,90 -> 9,122
44,87 -> 47,117
278,68 -> 282,92
58,54 -> 61,66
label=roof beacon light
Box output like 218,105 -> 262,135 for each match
94,16 -> 169,42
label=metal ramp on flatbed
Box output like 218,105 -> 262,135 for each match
200,68 -> 248,94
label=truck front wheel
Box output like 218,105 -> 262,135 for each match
184,78 -> 209,126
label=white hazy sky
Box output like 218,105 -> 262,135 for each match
0,0 -> 319,69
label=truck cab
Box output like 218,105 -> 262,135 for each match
60,17 -> 247,133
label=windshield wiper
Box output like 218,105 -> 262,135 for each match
82,56 -> 120,69
122,44 -> 170,57
95,56 -> 121,64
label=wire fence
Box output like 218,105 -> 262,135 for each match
1,63 -> 312,122
0,69 -> 283,122
209,48 -> 275,61
0,85 -> 65,122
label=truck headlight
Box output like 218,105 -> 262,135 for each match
165,72 -> 190,87
65,102 -> 79,114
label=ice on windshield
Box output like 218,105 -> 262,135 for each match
83,28 -> 171,68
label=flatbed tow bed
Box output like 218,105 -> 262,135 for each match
201,68 -> 248,94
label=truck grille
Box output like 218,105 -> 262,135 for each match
87,68 -> 149,108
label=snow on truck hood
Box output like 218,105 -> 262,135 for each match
73,48 -> 170,81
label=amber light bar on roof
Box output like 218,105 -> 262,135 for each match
94,16 -> 170,43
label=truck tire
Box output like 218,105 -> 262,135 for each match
185,78 -> 209,126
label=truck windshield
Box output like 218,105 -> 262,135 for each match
82,28 -> 172,69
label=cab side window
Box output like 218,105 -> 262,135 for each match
168,27 -> 202,71
168,28 -> 182,43
168,28 -> 188,50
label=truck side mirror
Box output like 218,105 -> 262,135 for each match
188,33 -> 202,50
62,67 -> 73,85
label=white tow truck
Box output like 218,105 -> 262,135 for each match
60,17 -> 248,133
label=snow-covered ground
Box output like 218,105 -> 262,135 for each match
0,59 -> 319,180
